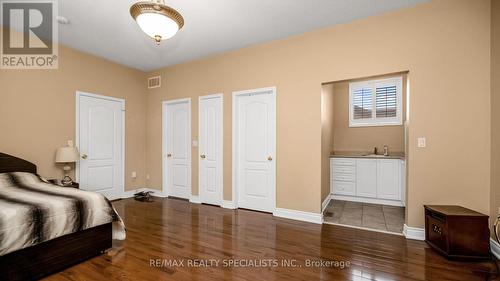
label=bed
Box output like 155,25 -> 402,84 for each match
0,152 -> 125,281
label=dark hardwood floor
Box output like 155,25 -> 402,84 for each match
44,197 -> 498,281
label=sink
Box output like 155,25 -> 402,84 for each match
330,152 -> 404,159
361,154 -> 390,158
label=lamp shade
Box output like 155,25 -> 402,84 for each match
55,146 -> 80,163
136,13 -> 179,41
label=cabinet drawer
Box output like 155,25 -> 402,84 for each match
331,158 -> 355,166
333,181 -> 355,196
332,172 -> 355,182
332,165 -> 356,174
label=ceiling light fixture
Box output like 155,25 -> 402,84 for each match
130,0 -> 184,45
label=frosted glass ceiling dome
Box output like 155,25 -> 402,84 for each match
130,1 -> 184,44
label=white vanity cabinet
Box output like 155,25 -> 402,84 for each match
330,157 -> 405,206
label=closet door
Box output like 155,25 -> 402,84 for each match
234,88 -> 276,213
199,95 -> 223,206
163,99 -> 191,199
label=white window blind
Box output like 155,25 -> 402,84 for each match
353,88 -> 372,119
349,77 -> 403,127
376,85 -> 397,118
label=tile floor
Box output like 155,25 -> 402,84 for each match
323,200 -> 405,233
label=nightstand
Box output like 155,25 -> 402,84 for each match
48,179 -> 79,189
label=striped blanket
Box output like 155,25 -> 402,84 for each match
0,172 -> 125,256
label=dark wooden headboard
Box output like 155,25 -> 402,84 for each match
0,153 -> 37,173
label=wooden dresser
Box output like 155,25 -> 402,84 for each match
424,205 -> 490,259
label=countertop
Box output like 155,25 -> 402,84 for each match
330,151 -> 405,160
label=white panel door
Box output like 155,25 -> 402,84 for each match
235,88 -> 276,213
199,95 -> 223,206
356,159 -> 377,198
164,100 -> 191,199
377,159 -> 400,200
78,93 -> 124,200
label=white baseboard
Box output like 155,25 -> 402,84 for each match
491,238 -> 500,259
273,208 -> 323,224
321,194 -> 332,213
189,195 -> 201,204
403,224 -> 425,240
150,188 -> 168,197
332,194 -> 404,207
324,221 -> 404,236
222,202 -> 322,224
222,200 -> 236,209
121,188 -> 166,199
121,190 -> 136,199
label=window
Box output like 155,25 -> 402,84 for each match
349,76 -> 403,127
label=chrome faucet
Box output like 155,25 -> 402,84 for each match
383,145 -> 389,156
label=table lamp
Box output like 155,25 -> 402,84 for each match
55,145 -> 80,185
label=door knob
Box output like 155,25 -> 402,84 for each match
81,154 -> 88,159
166,153 -> 172,158
267,155 -> 273,161
200,154 -> 206,159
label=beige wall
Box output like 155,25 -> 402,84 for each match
491,0 -> 500,236
146,0 -> 492,226
0,43 -> 147,191
0,1 -> 492,230
146,53 -> 323,213
321,84 -> 334,203
330,77 -> 405,154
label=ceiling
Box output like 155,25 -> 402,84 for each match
57,0 -> 427,71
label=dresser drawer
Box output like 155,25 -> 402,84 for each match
331,158 -> 356,166
333,181 -> 355,196
332,165 -> 355,174
332,172 -> 355,182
